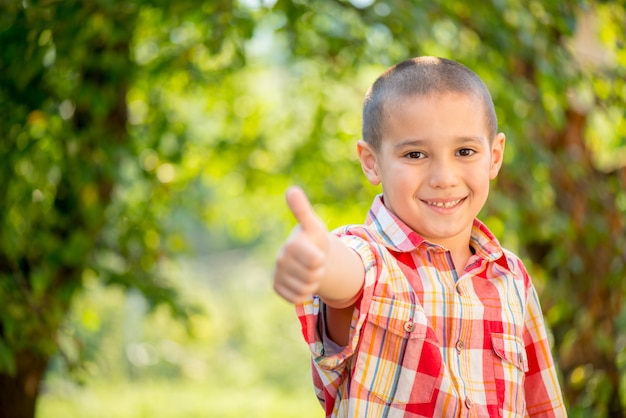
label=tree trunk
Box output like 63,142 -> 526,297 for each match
0,351 -> 49,418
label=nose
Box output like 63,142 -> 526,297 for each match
428,157 -> 459,189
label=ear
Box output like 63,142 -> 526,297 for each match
357,140 -> 381,186
489,133 -> 506,180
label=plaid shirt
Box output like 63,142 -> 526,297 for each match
296,195 -> 566,417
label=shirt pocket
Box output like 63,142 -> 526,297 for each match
352,296 -> 442,405
491,332 -> 528,415
491,333 -> 528,372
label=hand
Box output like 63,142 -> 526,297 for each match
273,186 -> 329,304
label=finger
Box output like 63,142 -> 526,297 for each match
281,233 -> 325,269
274,243 -> 324,280
273,284 -> 306,304
273,272 -> 321,303
286,186 -> 324,235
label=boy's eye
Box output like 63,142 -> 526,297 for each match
457,148 -> 475,157
405,151 -> 424,159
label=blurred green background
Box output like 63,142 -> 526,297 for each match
1,0 -> 625,417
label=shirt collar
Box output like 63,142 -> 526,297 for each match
364,194 -> 507,264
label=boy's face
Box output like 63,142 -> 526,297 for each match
358,92 -> 505,249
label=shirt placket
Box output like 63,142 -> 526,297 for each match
438,250 -> 479,418
458,256 -> 490,418
455,273 -> 482,417
429,247 -> 471,417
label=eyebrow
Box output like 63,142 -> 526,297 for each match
394,136 -> 487,150
394,139 -> 428,150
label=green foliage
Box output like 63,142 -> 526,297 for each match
1,0 -> 625,416
39,252 -> 318,417
0,0 -> 259,365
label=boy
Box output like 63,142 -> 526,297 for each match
273,57 -> 566,417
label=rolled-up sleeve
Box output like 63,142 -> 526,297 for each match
295,231 -> 381,413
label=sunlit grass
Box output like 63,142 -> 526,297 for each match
37,249 -> 324,418
38,379 -> 321,418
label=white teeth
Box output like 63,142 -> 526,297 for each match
427,199 -> 462,208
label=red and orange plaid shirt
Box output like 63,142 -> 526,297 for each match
296,195 -> 566,417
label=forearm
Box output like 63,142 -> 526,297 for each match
317,234 -> 365,309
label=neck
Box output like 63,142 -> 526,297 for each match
450,245 -> 474,272
432,228 -> 474,272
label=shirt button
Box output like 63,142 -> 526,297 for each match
465,397 -> 473,409
456,340 -> 465,353
404,320 -> 415,332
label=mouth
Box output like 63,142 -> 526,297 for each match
424,198 -> 465,209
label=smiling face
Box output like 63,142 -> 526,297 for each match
358,92 -> 505,250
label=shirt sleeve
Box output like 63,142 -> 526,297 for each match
318,305 -> 347,356
523,283 -> 567,416
294,231 -> 381,413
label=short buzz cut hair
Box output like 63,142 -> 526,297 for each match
362,56 -> 498,150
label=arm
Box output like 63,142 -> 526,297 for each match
273,187 -> 365,343
523,285 -> 566,416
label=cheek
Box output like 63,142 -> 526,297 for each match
390,170 -> 418,191
465,165 -> 491,190
472,159 -> 495,178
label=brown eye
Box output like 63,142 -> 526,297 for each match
406,151 -> 424,159
457,148 -> 475,157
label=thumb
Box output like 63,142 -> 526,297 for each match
285,186 -> 326,236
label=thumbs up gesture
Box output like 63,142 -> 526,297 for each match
273,186 -> 330,304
